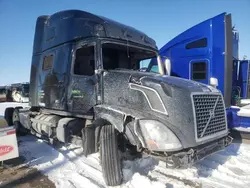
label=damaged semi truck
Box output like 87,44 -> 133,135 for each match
5,10 -> 232,186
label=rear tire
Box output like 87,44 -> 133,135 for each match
4,107 -> 14,126
100,125 -> 122,186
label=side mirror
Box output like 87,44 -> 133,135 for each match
210,77 -> 218,88
160,57 -> 171,75
163,58 -> 171,75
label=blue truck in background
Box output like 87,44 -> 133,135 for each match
146,13 -> 250,132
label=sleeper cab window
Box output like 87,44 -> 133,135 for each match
42,55 -> 54,71
74,46 -> 95,76
186,38 -> 207,49
192,62 -> 207,80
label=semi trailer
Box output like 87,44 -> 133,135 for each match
4,10 -> 232,186
147,12 -> 250,133
11,83 -> 29,103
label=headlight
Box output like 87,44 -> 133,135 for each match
138,120 -> 182,151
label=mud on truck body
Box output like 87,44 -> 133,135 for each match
5,10 -> 232,186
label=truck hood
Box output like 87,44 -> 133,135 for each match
108,69 -> 217,93
103,70 -> 223,148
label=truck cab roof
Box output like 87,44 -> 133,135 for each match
33,10 -> 157,54
160,12 -> 227,53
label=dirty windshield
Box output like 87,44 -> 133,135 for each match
102,43 -> 156,71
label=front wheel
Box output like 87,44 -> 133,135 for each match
100,125 -> 122,186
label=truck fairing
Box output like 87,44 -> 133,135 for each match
32,10 -> 157,55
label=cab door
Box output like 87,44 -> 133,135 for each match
68,43 -> 97,114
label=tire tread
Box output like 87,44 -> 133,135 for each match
100,125 -> 122,186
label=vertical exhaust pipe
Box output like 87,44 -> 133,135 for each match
224,14 -> 233,108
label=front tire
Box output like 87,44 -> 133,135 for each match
100,125 -> 122,186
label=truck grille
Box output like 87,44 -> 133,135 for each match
192,93 -> 227,140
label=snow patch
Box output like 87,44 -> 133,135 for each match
125,173 -> 165,188
233,127 -> 250,132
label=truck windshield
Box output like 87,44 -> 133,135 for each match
102,43 -> 157,71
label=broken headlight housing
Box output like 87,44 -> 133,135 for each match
139,120 -> 182,151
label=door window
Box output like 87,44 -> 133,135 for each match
191,62 -> 207,80
74,46 -> 95,76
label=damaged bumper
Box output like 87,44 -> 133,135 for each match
150,135 -> 233,168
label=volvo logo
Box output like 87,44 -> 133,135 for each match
209,109 -> 215,118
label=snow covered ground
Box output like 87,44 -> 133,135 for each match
17,137 -> 250,188
233,127 -> 250,133
1,102 -> 250,188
